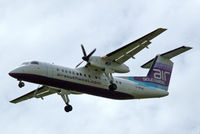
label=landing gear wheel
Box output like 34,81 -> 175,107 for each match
18,81 -> 25,88
64,105 -> 73,112
109,83 -> 117,91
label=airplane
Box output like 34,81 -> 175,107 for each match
9,28 -> 192,112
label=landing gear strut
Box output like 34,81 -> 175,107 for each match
105,72 -> 117,91
18,81 -> 25,88
59,90 -> 73,112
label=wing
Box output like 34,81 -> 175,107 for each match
102,28 -> 167,64
10,86 -> 60,104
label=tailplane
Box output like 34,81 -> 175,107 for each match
132,46 -> 192,91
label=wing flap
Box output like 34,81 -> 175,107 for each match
10,86 -> 59,104
103,28 -> 167,64
141,46 -> 192,68
116,41 -> 151,63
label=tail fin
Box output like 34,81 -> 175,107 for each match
145,55 -> 173,90
133,46 -> 192,91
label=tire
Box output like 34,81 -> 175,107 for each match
18,82 -> 24,88
109,83 -> 117,91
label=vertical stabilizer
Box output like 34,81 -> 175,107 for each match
146,55 -> 173,90
132,46 -> 192,91
133,55 -> 173,91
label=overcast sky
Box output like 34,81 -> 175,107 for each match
1,0 -> 200,134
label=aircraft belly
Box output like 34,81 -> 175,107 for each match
119,80 -> 169,99
15,73 -> 134,100
133,86 -> 169,99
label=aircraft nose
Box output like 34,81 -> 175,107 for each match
9,72 -> 13,77
9,68 -> 22,78
9,70 -> 17,77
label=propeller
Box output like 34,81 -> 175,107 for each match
76,44 -> 96,68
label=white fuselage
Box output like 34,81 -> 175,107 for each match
9,61 -> 168,100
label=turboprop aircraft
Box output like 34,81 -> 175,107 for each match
9,28 -> 192,112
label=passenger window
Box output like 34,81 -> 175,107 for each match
84,74 -> 86,77
57,68 -> 59,71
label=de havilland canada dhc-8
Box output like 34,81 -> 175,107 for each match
9,28 -> 192,112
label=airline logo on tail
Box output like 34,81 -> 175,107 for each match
129,46 -> 192,91
131,56 -> 173,91
153,68 -> 170,81
143,62 -> 172,87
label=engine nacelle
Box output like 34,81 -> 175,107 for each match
88,56 -> 130,73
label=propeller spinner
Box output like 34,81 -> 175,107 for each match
76,44 -> 96,68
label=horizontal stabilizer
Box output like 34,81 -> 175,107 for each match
141,46 -> 192,68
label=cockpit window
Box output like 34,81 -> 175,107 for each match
31,61 -> 39,65
22,62 -> 29,65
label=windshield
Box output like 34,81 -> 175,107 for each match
20,61 -> 39,66
21,62 -> 29,66
30,61 -> 39,65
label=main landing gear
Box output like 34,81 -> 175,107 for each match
18,81 -> 25,88
109,82 -> 117,91
105,72 -> 117,91
59,90 -> 73,112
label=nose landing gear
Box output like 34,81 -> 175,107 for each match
59,90 -> 73,112
18,81 -> 25,88
64,105 -> 73,112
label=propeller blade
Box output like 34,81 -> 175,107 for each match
76,61 -> 84,68
81,44 -> 87,57
87,48 -> 96,59
78,44 -> 96,67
